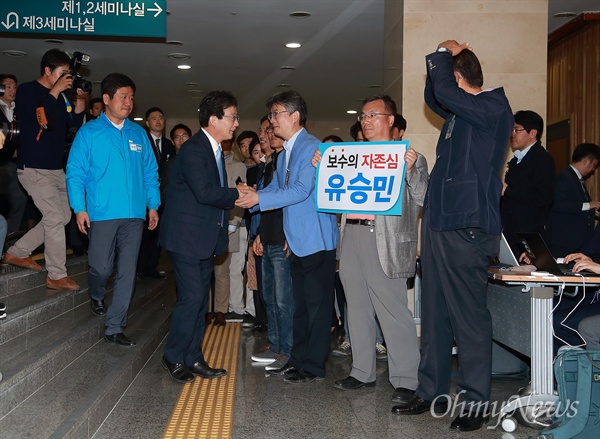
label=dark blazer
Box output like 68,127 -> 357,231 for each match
544,165 -> 595,257
147,133 -> 176,165
159,129 -> 238,260
424,51 -> 514,235
501,141 -> 555,250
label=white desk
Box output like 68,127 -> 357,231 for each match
487,269 -> 600,428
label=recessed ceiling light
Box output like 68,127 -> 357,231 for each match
347,110 -> 357,114
168,53 -> 191,59
185,82 -> 199,86
289,11 -> 311,19
277,83 -> 290,87
285,42 -> 301,49
45,39 -> 63,44
166,40 -> 184,46
177,65 -> 191,70
280,66 -> 295,70
93,80 -> 102,84
553,12 -> 577,18
133,117 -> 143,121
367,84 -> 382,89
332,127 -> 341,131
186,89 -> 203,94
2,50 -> 27,57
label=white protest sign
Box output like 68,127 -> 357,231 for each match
315,141 -> 408,215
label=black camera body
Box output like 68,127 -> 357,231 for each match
68,51 -> 92,94
0,85 -> 19,141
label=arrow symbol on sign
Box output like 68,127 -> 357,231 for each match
1,12 -> 19,30
148,2 -> 163,18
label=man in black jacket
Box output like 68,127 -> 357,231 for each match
501,110 -> 555,253
545,143 -> 600,257
393,40 -> 513,432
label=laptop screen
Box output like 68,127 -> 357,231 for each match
516,233 -> 561,273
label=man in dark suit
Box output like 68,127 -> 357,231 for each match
545,143 -> 600,257
159,91 -> 241,383
0,73 -> 27,236
393,40 -> 513,432
137,107 -> 177,278
501,110 -> 555,253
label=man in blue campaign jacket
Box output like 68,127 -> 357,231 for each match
236,90 -> 339,384
392,41 -> 513,432
66,73 -> 159,347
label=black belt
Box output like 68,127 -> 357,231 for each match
346,218 -> 375,226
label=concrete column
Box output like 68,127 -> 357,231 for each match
384,0 -> 549,165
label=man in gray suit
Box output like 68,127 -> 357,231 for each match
331,95 -> 428,405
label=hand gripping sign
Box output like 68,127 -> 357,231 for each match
315,141 -> 408,215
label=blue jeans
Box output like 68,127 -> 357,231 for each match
261,244 -> 294,356
0,215 -> 7,255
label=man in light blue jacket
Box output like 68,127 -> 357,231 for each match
236,90 -> 339,383
66,73 -> 160,347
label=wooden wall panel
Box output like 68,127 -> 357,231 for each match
548,20 -> 600,199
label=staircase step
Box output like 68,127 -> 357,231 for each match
0,271 -> 173,421
0,281 -> 175,439
0,256 -> 88,300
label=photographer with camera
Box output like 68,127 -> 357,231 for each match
3,49 -> 88,291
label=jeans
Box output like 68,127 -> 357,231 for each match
0,215 -> 7,254
261,244 -> 294,356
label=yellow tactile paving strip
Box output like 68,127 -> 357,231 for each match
163,322 -> 240,439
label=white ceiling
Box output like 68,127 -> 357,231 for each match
1,0 -> 597,127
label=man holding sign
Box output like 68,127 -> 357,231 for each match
317,95 -> 428,405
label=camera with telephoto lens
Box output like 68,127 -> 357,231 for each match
0,84 -> 19,142
68,51 -> 92,93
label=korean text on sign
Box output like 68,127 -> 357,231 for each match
316,142 -> 408,215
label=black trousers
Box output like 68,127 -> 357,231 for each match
289,249 -> 336,377
416,208 -> 498,404
163,251 -> 213,366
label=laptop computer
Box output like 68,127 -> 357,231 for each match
516,233 -> 584,275
498,232 -> 521,266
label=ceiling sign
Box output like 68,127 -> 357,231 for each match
0,1 -> 166,38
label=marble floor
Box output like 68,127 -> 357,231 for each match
93,328 -> 542,439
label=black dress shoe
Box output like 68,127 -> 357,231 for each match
162,356 -> 194,384
104,332 -> 136,347
449,413 -> 490,431
283,369 -> 323,384
391,394 -> 448,415
333,376 -> 375,390
90,299 -> 106,316
391,387 -> 416,403
265,362 -> 297,376
188,360 -> 227,379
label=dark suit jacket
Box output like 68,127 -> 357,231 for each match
159,129 -> 238,260
544,166 -> 595,256
501,141 -> 555,250
147,133 -> 176,166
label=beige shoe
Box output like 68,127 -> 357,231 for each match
3,253 -> 42,272
46,276 -> 80,291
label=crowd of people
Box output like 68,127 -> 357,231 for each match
1,40 -> 599,432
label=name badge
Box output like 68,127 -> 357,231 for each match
129,140 -> 142,152
445,115 -> 456,140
